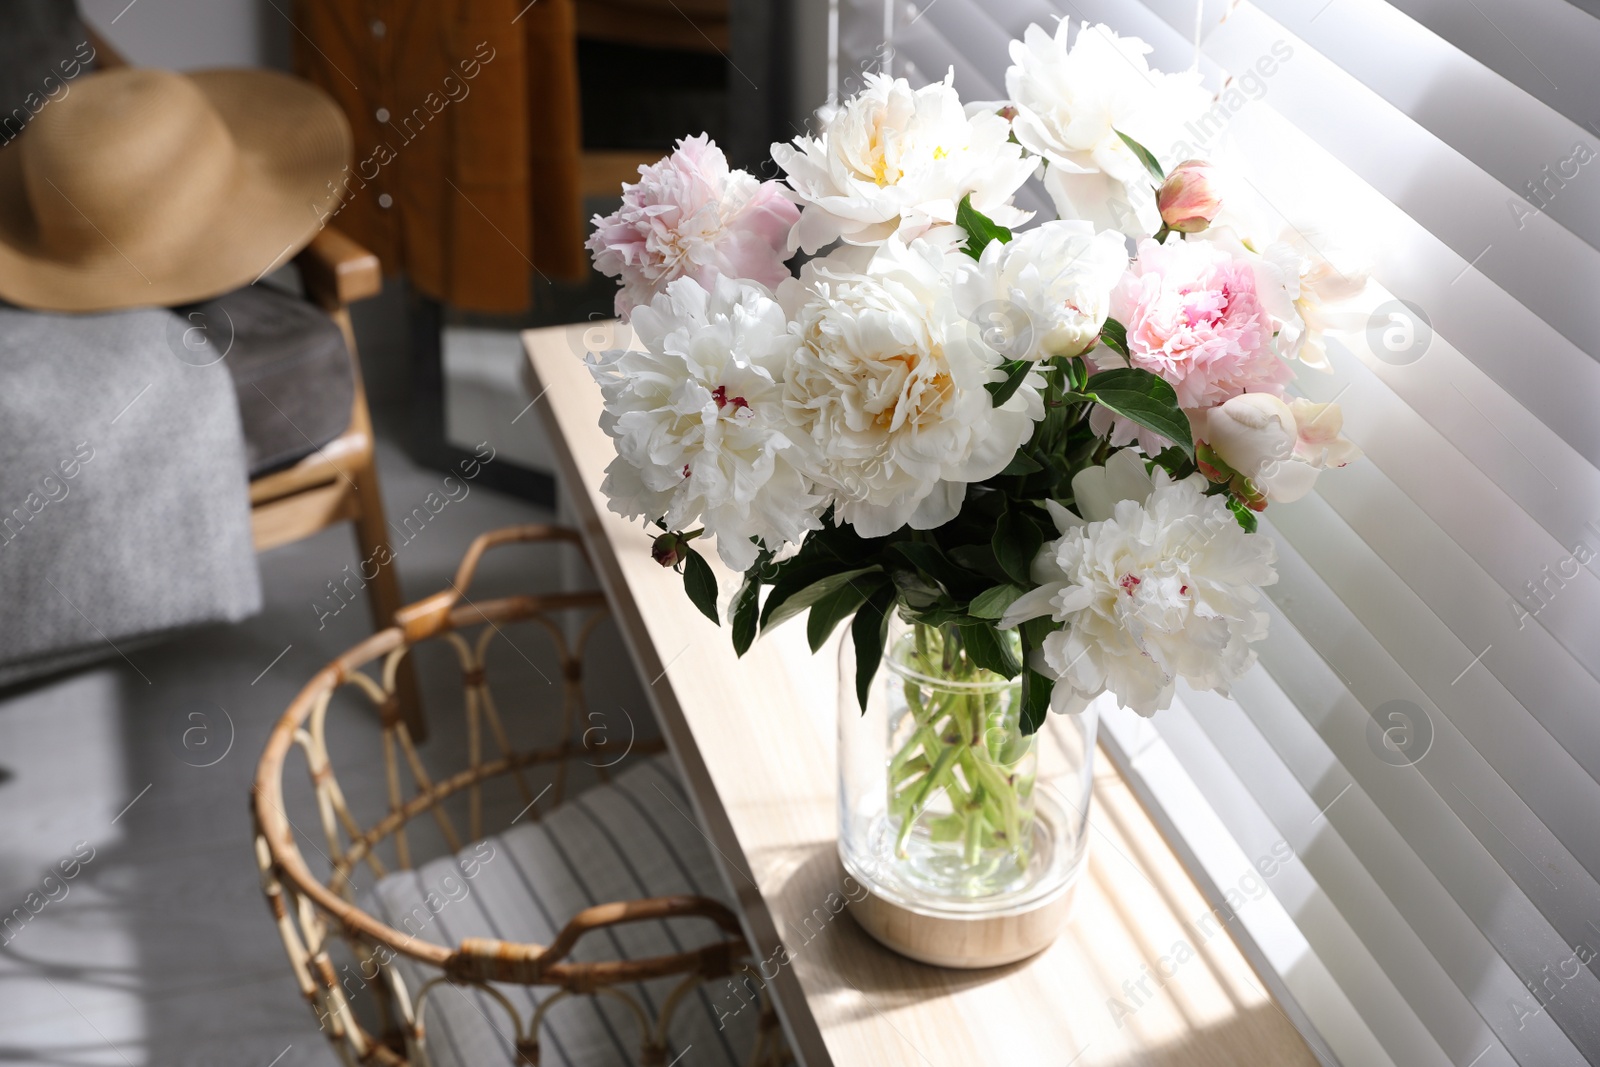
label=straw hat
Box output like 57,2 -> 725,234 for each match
0,67 -> 352,312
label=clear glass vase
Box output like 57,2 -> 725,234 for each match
839,619 -> 1096,922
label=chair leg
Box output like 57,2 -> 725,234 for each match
350,451 -> 428,743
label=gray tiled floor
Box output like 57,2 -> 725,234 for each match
0,433 -> 656,1066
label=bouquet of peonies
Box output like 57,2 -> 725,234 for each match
583,20 -> 1364,734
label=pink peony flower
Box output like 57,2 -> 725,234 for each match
588,134 -> 799,320
1103,238 -> 1288,411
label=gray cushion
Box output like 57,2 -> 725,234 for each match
176,284 -> 355,477
366,755 -> 761,1067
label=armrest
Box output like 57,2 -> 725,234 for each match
295,228 -> 382,310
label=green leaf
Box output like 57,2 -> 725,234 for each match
1115,129 -> 1165,182
992,503 -> 1045,586
887,541 -> 986,600
968,583 -> 1025,620
956,193 -> 1012,260
797,511 -> 890,564
729,565 -> 763,655
752,543 -> 864,627
1150,445 -> 1195,481
807,574 -> 883,653
851,584 -> 897,711
889,568 -> 944,610
681,548 -> 719,625
999,450 -> 1044,476
1098,318 -> 1129,359
958,623 -> 1023,678
947,543 -> 1010,585
1227,497 -> 1260,533
761,567 -> 879,632
1015,615 -> 1055,736
985,359 -> 1033,406
902,605 -> 976,628
1020,668 -> 1053,735
1066,355 -> 1091,393
1082,367 -> 1194,456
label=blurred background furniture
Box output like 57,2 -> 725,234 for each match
3,24 -> 426,733
237,216 -> 427,738
288,0 -> 754,511
253,524 -> 787,1066
236,233 -> 428,739
69,0 -> 812,517
575,0 -> 728,54
288,0 -> 730,310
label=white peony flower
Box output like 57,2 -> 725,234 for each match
1202,222 -> 1370,372
951,220 -> 1130,363
771,71 -> 1037,254
1200,393 -> 1361,504
1006,21 -> 1211,236
586,275 -> 824,571
1000,450 -> 1277,716
1266,248 -> 1369,370
782,238 -> 1042,537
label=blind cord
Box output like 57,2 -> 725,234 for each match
1193,0 -> 1205,71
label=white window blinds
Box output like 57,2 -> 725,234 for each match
833,2 -> 1600,1064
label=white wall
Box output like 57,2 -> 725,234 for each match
81,0 -> 288,70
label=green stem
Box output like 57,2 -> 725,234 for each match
963,790 -> 987,866
886,622 -> 1037,870
897,743 -> 960,858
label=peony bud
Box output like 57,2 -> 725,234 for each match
651,530 -> 693,568
1157,160 -> 1222,234
1205,394 -> 1296,475
1202,394 -> 1316,504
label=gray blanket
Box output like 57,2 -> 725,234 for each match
0,306 -> 261,685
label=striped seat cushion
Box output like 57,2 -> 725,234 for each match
365,755 -> 759,1067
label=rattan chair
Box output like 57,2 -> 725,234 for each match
252,525 -> 788,1066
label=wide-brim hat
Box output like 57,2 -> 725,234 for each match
0,67 -> 352,313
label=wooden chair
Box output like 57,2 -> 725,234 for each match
257,231 -> 426,739
86,31 -> 426,738
253,525 -> 789,1066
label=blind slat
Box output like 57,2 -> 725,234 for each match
1151,692 -> 1502,1067
1268,485 -> 1600,900
903,0 -> 1016,94
1297,358 -> 1600,711
1252,0 -> 1600,254
1200,6 -> 1600,363
1307,452 -> 1600,793
1347,0 -> 1600,151
1257,531 -> 1600,1059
